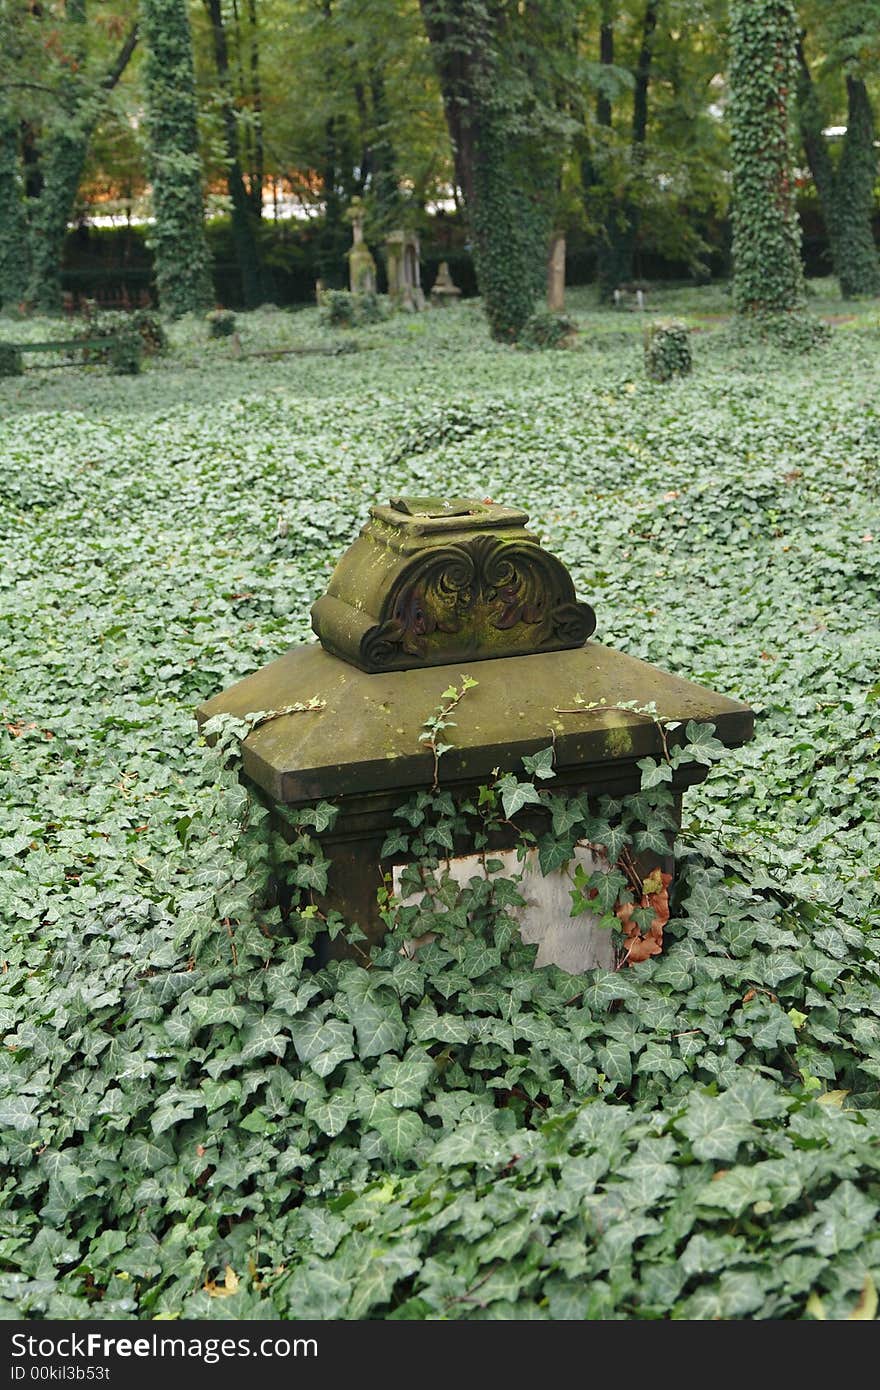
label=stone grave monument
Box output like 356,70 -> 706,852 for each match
198,497 -> 753,970
385,230 -> 425,310
430,261 -> 462,307
345,198 -> 376,296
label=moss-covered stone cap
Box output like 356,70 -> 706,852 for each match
310,495 -> 597,673
197,640 -> 754,806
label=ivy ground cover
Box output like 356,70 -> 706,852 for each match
1,286 -> 879,1320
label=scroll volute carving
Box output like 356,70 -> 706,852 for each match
311,497 -> 597,673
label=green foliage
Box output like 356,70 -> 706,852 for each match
206,309 -> 238,339
421,0 -> 575,341
1,285 -> 880,1318
141,0 -> 214,317
643,319 -> 692,381
830,78 -> 880,300
130,309 -> 168,356
724,309 -> 832,354
0,342 -> 23,376
520,312 -> 578,351
106,328 -> 143,376
796,11 -> 880,300
318,290 -> 386,328
75,309 -> 167,359
0,111 -> 29,311
729,0 -> 806,320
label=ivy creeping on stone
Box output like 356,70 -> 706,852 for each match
141,0 -> 214,318
729,0 -> 810,332
519,310 -> 578,350
207,309 -> 237,338
0,342 -> 23,377
0,113 -> 29,313
644,319 -> 692,382
318,289 -> 386,329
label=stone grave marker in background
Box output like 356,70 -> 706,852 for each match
345,199 -> 376,296
430,261 -> 461,307
385,230 -> 425,310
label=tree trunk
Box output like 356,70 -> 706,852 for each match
797,39 -> 880,299
419,0 -> 556,341
594,0 -> 659,303
26,127 -> 88,311
25,13 -> 139,313
0,111 -> 30,310
835,78 -> 880,298
141,0 -> 214,316
317,114 -> 347,287
730,0 -> 805,315
204,0 -> 264,308
593,2 -> 626,302
369,71 -> 399,230
547,231 -> 566,311
247,0 -> 265,219
417,0 -> 478,209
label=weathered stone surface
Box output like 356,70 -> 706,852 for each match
345,198 -> 376,295
310,496 -> 597,673
198,493 -> 754,964
385,230 -> 425,310
430,260 -> 461,305
196,639 -> 753,807
395,845 -> 616,973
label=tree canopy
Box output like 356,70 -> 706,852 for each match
0,0 -> 877,325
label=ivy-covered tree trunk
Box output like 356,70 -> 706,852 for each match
0,112 -> 30,311
797,40 -> 880,300
141,0 -> 214,317
729,0 -> 805,315
797,46 -> 880,299
419,0 -> 558,341
26,128 -> 89,313
204,0 -> 265,308
24,0 -> 88,313
834,77 -> 880,299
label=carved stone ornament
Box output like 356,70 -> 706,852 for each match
310,496 -> 597,673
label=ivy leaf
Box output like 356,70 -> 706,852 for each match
682,721 -> 725,764
348,990 -> 407,1059
289,1012 -> 355,1076
240,1014 -> 288,1062
537,834 -> 573,876
376,1050 -> 436,1108
372,1107 -> 424,1159
521,746 -> 555,779
594,822 -> 628,859
291,857 -> 330,894
497,775 -> 543,819
305,1093 -> 356,1138
637,757 -> 672,789
595,1040 -> 633,1087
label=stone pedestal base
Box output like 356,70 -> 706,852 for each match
394,845 -> 615,973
